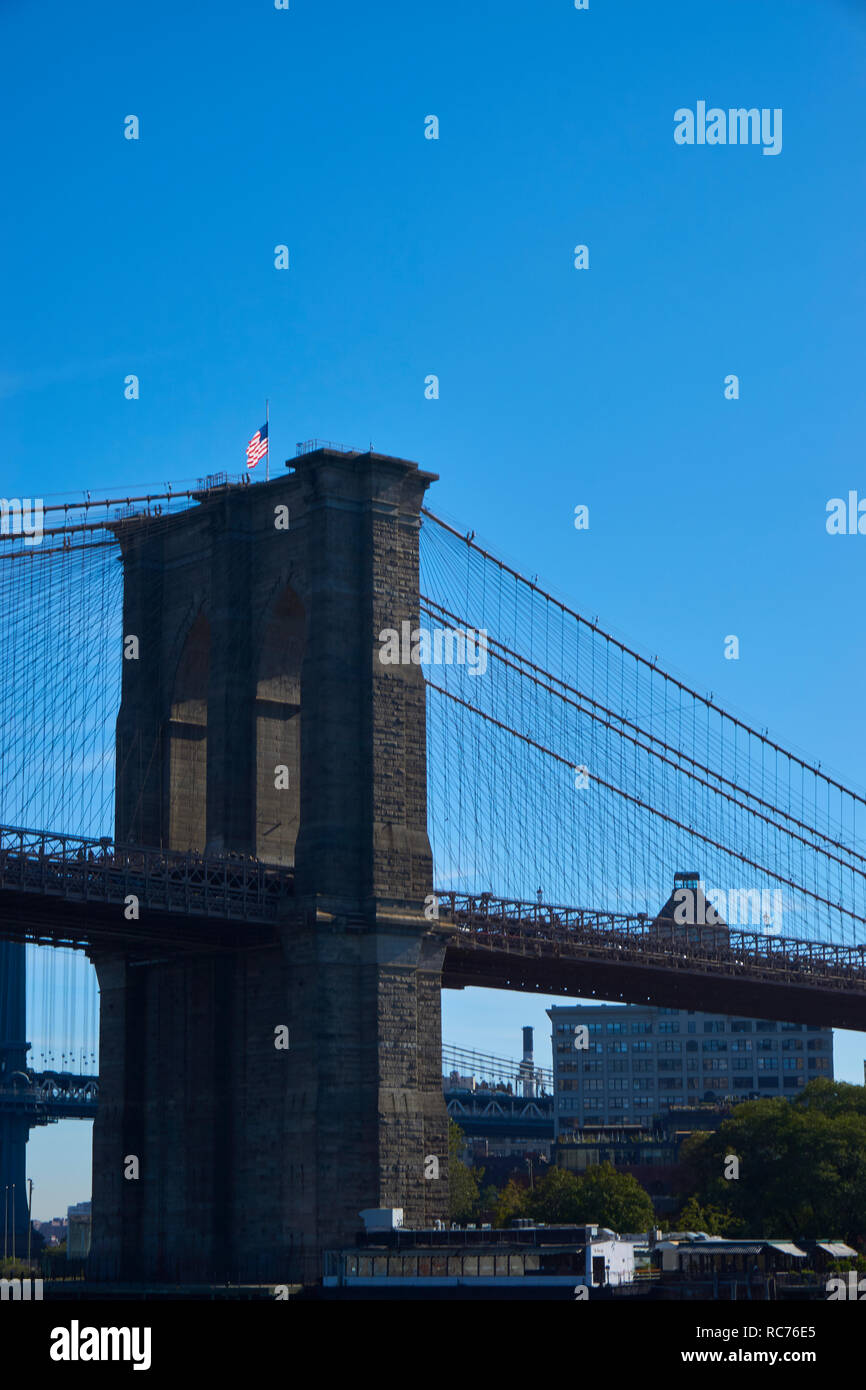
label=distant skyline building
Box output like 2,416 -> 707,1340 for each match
66,1200 -> 91,1258
548,1003 -> 833,1136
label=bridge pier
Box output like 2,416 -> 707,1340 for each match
90,920 -> 448,1284
89,448 -> 449,1284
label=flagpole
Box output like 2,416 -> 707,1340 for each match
265,398 -> 270,483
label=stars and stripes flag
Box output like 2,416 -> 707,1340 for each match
246,421 -> 268,470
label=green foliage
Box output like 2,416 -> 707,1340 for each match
493,1178 -> 530,1228
674,1195 -> 734,1236
525,1167 -> 584,1224
477,1184 -> 501,1215
524,1162 -> 655,1232
448,1120 -> 482,1222
680,1081 -> 866,1246
0,1258 -> 39,1279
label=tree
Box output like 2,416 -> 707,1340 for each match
526,1162 -> 654,1232
570,1162 -> 655,1232
679,1083 -> 866,1246
674,1195 -> 733,1236
448,1120 -> 481,1222
526,1167 -> 585,1224
477,1184 -> 501,1218
493,1178 -> 530,1228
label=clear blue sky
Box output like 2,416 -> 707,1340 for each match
4,0 -> 866,1217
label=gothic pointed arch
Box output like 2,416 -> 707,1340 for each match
166,610 -> 210,851
254,584 -> 304,863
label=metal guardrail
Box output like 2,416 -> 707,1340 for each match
294,438 -> 364,456
441,1042 -> 553,1090
0,1070 -> 99,1122
2,828 -> 864,983
0,825 -> 294,924
437,891 -> 866,991
0,1071 -> 98,1104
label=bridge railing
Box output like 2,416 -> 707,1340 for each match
0,1071 -> 98,1101
0,825 -> 294,923
437,891 -> 866,989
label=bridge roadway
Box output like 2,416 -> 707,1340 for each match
1,827 -> 865,1028
0,826 -> 284,950
440,894 -> 866,1030
0,1070 -> 98,1123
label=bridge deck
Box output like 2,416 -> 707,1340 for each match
439,894 -> 866,1029
2,830 -> 866,1026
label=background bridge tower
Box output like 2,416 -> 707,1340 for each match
90,447 -> 450,1284
0,938 -> 30,1256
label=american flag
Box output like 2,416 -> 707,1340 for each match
245,421 -> 268,469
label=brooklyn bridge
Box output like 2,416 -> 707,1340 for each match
1,443 -> 864,1283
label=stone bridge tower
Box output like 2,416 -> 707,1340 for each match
89,446 -> 450,1284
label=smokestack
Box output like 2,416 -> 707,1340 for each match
520,1026 -> 536,1098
